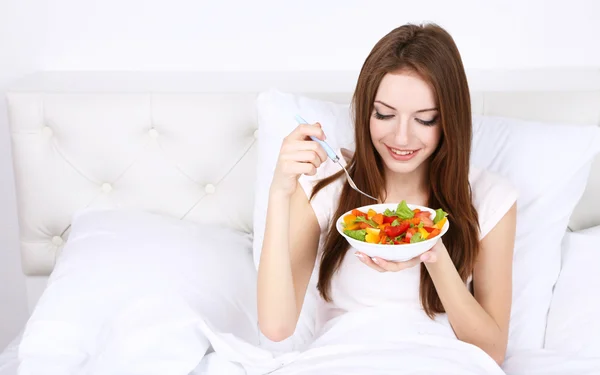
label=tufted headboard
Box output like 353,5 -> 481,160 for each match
6,70 -> 600,279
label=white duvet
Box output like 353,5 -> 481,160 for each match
17,292 -> 504,375
21,295 -> 502,375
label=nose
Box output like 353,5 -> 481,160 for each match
393,117 -> 410,146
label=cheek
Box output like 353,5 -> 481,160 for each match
423,126 -> 442,148
369,119 -> 390,141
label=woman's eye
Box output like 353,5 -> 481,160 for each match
374,111 -> 394,120
416,117 -> 438,126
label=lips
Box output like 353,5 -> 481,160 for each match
386,145 -> 420,161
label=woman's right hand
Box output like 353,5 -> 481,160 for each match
270,122 -> 329,197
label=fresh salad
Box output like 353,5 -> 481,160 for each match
341,200 -> 448,245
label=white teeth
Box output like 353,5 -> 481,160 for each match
391,148 -> 415,156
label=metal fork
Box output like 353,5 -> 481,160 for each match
294,115 -> 378,201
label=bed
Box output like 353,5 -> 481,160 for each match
2,69 -> 600,374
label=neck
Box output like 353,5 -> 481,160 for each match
382,163 -> 430,205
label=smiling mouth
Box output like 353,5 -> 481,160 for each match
388,147 -> 418,155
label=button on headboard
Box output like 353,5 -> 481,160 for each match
6,71 -> 600,276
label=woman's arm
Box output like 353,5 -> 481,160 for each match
257,122 -> 327,342
257,186 -> 320,342
425,202 -> 517,365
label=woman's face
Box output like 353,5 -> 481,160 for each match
369,71 -> 442,177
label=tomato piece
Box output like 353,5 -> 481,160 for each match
420,216 -> 434,227
384,222 -> 409,238
383,215 -> 396,224
405,227 -> 417,240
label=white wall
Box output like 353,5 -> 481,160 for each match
0,0 -> 44,351
1,0 -> 600,349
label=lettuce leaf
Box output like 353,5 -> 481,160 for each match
344,229 -> 367,241
396,200 -> 415,219
433,208 -> 448,224
410,232 -> 424,243
355,216 -> 379,228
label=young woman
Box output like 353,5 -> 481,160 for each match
257,22 -> 518,367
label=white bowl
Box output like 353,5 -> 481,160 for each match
336,203 -> 450,262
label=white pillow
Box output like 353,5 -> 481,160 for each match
544,225 -> 600,357
251,89 -> 600,354
18,209 -> 259,374
470,115 -> 600,354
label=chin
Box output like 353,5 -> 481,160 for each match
383,160 -> 422,175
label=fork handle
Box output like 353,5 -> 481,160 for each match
294,115 -> 339,161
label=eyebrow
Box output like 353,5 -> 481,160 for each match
374,100 -> 438,113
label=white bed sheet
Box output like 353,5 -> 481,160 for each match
0,333 -> 22,375
4,332 -> 600,374
0,333 -> 238,375
503,349 -> 600,375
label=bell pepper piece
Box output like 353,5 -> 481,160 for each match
428,228 -> 441,238
434,217 -> 447,229
372,213 -> 384,225
365,233 -> 380,243
352,209 -> 367,218
344,223 -> 361,231
343,214 -> 357,225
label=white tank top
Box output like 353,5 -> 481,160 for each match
298,148 -> 519,344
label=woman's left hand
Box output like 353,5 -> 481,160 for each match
354,240 -> 445,272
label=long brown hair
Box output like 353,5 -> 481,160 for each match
310,23 -> 480,318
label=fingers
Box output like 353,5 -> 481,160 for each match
290,124 -> 328,163
285,140 -> 328,163
371,256 -> 422,272
354,252 -> 428,272
281,150 -> 322,171
279,159 -> 317,176
289,122 -> 326,142
420,250 -> 437,263
354,252 -> 387,272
